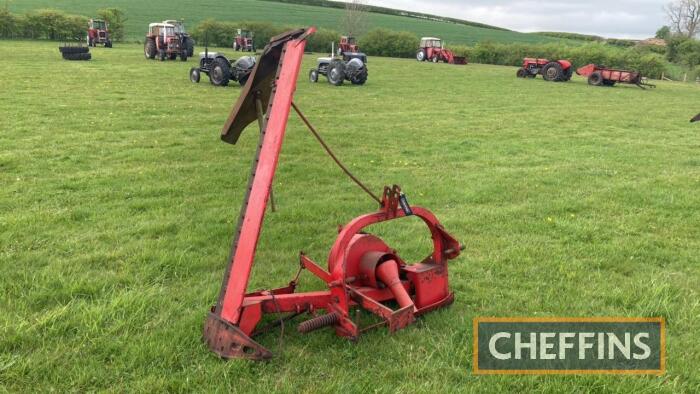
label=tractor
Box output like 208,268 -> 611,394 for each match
164,19 -> 195,57
233,29 -> 255,52
415,37 -> 467,64
516,58 -> 573,82
87,19 -> 112,47
336,35 -> 358,55
309,42 -> 367,86
144,22 -> 188,61
189,46 -> 256,87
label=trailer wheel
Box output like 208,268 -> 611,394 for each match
210,57 -> 231,86
516,68 -> 528,78
542,62 -> 563,81
190,68 -> 201,83
416,50 -> 426,61
309,69 -> 319,83
588,72 -> 604,86
327,62 -> 344,86
144,39 -> 156,59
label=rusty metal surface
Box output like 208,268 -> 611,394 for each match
203,311 -> 273,360
221,28 -> 306,144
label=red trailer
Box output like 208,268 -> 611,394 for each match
576,64 -> 655,89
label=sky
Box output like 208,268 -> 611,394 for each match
365,0 -> 669,39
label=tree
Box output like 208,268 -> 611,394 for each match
97,7 -> 125,42
656,25 -> 671,40
341,0 -> 368,37
665,0 -> 700,38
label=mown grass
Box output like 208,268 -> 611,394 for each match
1,41 -> 699,392
9,0 -> 564,45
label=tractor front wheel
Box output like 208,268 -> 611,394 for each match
180,52 -> 188,62
144,39 -> 156,59
542,62 -> 563,81
516,68 -> 528,78
416,50 -> 426,61
327,62 -> 345,86
209,58 -> 231,86
588,72 -> 604,86
190,68 -> 201,83
432,56 -> 439,63
309,69 -> 319,83
159,50 -> 166,61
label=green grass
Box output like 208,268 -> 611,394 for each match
9,0 -> 565,45
1,41 -> 700,392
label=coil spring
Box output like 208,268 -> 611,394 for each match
297,312 -> 340,334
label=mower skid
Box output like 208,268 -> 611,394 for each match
203,312 -> 273,360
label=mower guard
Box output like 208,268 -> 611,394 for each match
203,27 -> 462,361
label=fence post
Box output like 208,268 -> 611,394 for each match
683,73 -> 687,82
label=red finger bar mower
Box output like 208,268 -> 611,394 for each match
202,27 -> 462,360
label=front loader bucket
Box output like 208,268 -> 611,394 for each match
452,56 -> 467,65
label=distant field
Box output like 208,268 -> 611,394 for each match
1,41 -> 699,392
9,0 -> 565,45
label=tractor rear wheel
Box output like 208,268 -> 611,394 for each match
190,68 -> 201,83
186,38 -> 195,57
588,72 -> 604,86
309,69 -> 319,83
144,39 -> 156,59
542,62 -> 563,81
416,50 -> 426,61
238,74 -> 249,86
327,62 -> 345,86
209,57 -> 231,86
350,71 -> 367,85
516,68 -> 528,78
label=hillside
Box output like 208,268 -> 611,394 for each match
9,0 -> 564,45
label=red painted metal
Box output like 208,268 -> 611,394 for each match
203,27 -> 462,361
576,63 -> 655,89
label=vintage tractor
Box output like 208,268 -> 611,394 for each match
309,50 -> 368,86
233,29 -> 255,52
202,27 -> 462,361
189,46 -> 255,87
337,35 -> 358,55
576,64 -> 655,89
144,22 -> 188,61
164,19 -> 195,57
415,37 -> 467,65
516,58 -> 572,82
87,19 -> 112,47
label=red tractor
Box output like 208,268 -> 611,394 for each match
233,29 -> 255,52
415,37 -> 467,65
87,19 -> 112,48
337,35 -> 358,55
516,58 -> 572,82
144,22 -> 188,61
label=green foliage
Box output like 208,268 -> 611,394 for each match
536,31 -> 604,42
190,19 -> 339,53
359,28 -> 418,58
0,8 -> 85,39
656,25 -> 671,40
96,7 -> 125,42
677,39 -> 700,68
7,0 -> 563,45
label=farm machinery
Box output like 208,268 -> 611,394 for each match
416,37 -> 467,65
164,20 -> 195,57
144,22 -> 188,61
309,42 -> 368,85
516,58 -> 572,82
233,29 -> 255,52
87,19 -> 112,47
202,27 -> 462,360
337,35 -> 358,55
576,64 -> 655,89
59,42 -> 91,61
189,45 -> 255,86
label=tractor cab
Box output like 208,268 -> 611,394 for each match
164,20 -> 186,35
87,18 -> 111,47
420,37 -> 443,49
338,36 -> 359,54
162,19 -> 194,57
234,29 -> 255,51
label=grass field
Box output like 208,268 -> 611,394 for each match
1,41 -> 699,392
9,0 -> 564,45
